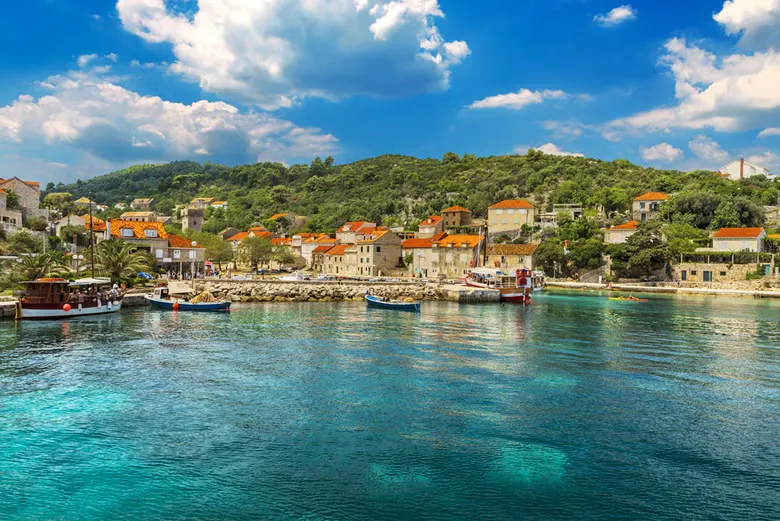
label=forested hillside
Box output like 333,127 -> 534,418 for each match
49,151 -> 779,234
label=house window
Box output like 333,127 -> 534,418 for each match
189,250 -> 197,260
681,270 -> 687,281
121,228 -> 134,237
691,270 -> 697,276
155,249 -> 164,258
173,249 -> 181,259
640,202 -> 646,209
703,271 -> 713,282
507,209 -> 514,215
641,214 -> 647,221
719,271 -> 727,276
376,246 -> 381,253
496,210 -> 503,215
145,229 -> 158,238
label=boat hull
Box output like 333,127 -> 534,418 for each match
146,296 -> 231,312
20,301 -> 123,320
365,295 -> 421,312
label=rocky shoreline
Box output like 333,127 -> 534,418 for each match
190,281 -> 447,303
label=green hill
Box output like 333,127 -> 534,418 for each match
49,151 -> 778,234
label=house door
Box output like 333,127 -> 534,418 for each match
703,271 -> 712,282
681,270 -> 687,281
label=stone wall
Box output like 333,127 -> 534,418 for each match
192,280 -> 446,303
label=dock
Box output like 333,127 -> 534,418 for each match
0,301 -> 16,320
440,284 -> 501,303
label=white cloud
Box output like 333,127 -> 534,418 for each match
759,127 -> 780,137
116,0 -> 469,109
468,89 -> 571,110
594,5 -> 637,27
516,143 -> 584,157
641,143 -> 683,162
77,54 -> 98,68
608,37 -> 780,135
0,67 -> 338,168
714,0 -> 780,49
746,151 -> 779,171
688,135 -> 730,162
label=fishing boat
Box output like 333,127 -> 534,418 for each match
608,296 -> 649,303
462,267 -> 542,303
17,277 -> 122,320
365,294 -> 421,312
279,271 -> 311,282
145,286 -> 231,312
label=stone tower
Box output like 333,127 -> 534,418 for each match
181,206 -> 204,233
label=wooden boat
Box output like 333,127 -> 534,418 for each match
365,294 -> 421,312
608,296 -> 649,303
462,267 -> 542,303
17,278 -> 122,320
145,286 -> 231,312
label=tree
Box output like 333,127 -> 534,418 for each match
535,240 -> 567,278
9,230 -> 42,254
9,252 -> 69,281
568,238 -> 605,271
94,239 -> 154,282
5,190 -> 20,210
272,245 -> 298,267
442,152 -> 460,164
608,221 -> 670,278
238,236 -> 274,270
664,223 -> 709,257
711,202 -> 741,230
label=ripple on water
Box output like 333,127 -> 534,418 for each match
369,463 -> 433,487
491,442 -> 569,486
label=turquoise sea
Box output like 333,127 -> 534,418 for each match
1,292 -> 779,520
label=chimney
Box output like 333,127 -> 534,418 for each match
740,157 -> 744,180
106,220 -> 111,239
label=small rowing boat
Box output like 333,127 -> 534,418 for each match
608,296 -> 649,303
365,294 -> 421,312
146,286 -> 231,312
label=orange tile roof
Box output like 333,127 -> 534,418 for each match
272,237 -> 292,246
24,181 -> 40,188
295,233 -> 321,239
432,231 -> 447,242
712,227 -> 765,238
0,188 -> 6,194
168,234 -> 203,248
435,234 -> 482,248
230,232 -> 249,242
339,221 -> 370,233
402,238 -> 434,249
312,245 -> 334,254
248,226 -> 267,232
269,212 -> 289,221
109,219 -> 168,239
120,211 -> 155,218
211,200 -> 227,205
487,244 -> 539,256
359,230 -> 392,243
82,215 -> 106,231
420,215 -> 442,226
325,244 -> 349,256
442,205 -> 471,213
768,234 -> 780,240
489,199 -> 534,210
313,235 -> 337,243
253,230 -> 274,239
634,192 -> 671,201
611,220 -> 639,230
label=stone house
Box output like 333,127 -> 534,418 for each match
53,214 -> 87,237
430,234 -> 483,279
632,192 -> 670,221
402,237 -> 435,277
181,206 -> 204,233
189,197 -> 215,209
671,262 -> 775,284
120,211 -> 156,222
311,245 -> 333,272
486,243 -> 539,270
441,206 -> 472,229
105,219 -> 204,273
488,200 -> 535,235
297,234 -> 337,266
219,227 -> 240,240
417,215 -> 443,238
710,228 -> 767,252
336,221 -> 377,244
603,221 -> 639,244
130,198 -> 154,210
0,177 -> 48,220
0,188 -> 23,233
356,230 -> 402,277
324,244 -> 352,276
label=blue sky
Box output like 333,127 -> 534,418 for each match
0,0 -> 779,184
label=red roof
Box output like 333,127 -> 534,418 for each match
611,220 -> 639,230
402,238 -> 433,249
420,215 -> 442,227
435,234 -> 482,248
82,215 -> 106,232
634,192 -> 671,201
325,244 -> 349,256
442,205 -> 471,213
272,237 -> 292,246
109,219 -> 168,239
230,232 -> 249,242
712,227 -> 765,238
269,213 -> 289,221
312,245 -> 334,254
0,188 -> 5,194
489,199 -> 534,210
339,221 -> 368,233
168,234 -> 203,248
432,231 -> 447,242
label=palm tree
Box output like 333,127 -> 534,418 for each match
9,252 -> 69,282
94,239 -> 154,282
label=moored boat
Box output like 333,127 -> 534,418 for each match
17,278 -> 122,320
462,267 -> 541,303
145,286 -> 231,312
365,294 -> 421,312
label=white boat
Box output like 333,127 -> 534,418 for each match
279,271 -> 311,281
17,278 -> 122,320
462,267 -> 544,303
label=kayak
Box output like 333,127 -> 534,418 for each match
365,295 -> 421,312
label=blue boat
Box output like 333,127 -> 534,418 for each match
146,287 -> 231,312
365,294 -> 421,312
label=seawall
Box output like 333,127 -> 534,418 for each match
547,281 -> 780,299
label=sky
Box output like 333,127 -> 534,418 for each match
0,0 -> 779,185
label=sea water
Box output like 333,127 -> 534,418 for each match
1,293 -> 779,520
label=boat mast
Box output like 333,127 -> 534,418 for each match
88,192 -> 95,278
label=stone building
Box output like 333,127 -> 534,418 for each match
120,211 -> 156,222
0,177 -> 48,220
486,244 -> 538,270
356,230 -> 402,277
632,192 -> 670,221
130,198 -> 154,210
0,188 -> 23,233
603,221 -> 639,244
441,206 -> 472,229
417,215 -> 443,238
181,206 -> 204,233
488,200 -> 535,235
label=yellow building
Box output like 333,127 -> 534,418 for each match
488,200 -> 535,235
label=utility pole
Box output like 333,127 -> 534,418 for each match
88,193 -> 95,278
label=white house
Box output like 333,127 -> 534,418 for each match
711,227 -> 767,252
719,158 -> 771,181
603,221 -> 639,244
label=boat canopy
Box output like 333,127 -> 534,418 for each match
69,278 -> 113,287
468,268 -> 509,277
